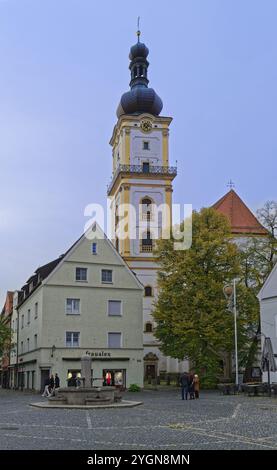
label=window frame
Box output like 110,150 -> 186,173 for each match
65,331 -> 80,348
65,298 -> 81,315
144,286 -> 153,297
143,141 -> 150,150
101,269 -> 113,284
107,300 -> 122,317
34,302 -> 38,319
145,322 -> 153,333
75,267 -> 88,282
107,332 -> 122,349
91,242 -> 97,255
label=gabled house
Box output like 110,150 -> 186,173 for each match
9,223 -> 143,391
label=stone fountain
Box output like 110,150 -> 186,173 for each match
48,355 -> 122,406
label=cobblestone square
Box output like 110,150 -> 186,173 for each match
0,388 -> 277,450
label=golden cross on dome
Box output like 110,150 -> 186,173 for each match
227,180 -> 235,189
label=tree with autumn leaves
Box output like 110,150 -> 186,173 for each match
153,206 -> 275,387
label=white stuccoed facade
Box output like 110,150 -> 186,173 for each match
258,262 -> 277,383
9,224 -> 144,391
108,113 -> 189,378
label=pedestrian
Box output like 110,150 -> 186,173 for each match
49,374 -> 55,396
193,374 -> 200,399
42,376 -> 51,397
53,373 -> 60,395
188,373 -> 195,399
179,372 -> 190,400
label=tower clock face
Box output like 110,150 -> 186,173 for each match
140,119 -> 152,133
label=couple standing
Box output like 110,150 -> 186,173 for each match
180,372 -> 200,400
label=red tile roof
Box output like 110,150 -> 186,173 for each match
212,189 -> 268,236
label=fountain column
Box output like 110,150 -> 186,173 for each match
81,354 -> 92,388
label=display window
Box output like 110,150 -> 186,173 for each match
102,369 -> 126,388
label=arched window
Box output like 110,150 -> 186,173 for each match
141,230 -> 153,252
145,322 -> 153,333
141,197 -> 152,221
144,286 -> 152,297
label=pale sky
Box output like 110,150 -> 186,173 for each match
0,0 -> 276,307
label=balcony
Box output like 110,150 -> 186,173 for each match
140,244 -> 153,253
107,164 -> 177,195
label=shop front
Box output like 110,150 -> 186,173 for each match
57,349 -> 143,389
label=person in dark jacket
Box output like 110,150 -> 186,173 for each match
188,373 -> 195,399
179,372 -> 190,400
49,374 -> 55,396
54,374 -> 60,389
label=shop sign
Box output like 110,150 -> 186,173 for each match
85,351 -> 111,358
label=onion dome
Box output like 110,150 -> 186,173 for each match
116,30 -> 163,118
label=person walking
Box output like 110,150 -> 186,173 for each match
193,374 -> 200,399
42,376 -> 51,397
179,372 -> 190,400
49,374 -> 55,396
53,373 -> 60,395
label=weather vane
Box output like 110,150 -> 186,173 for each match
137,16 -> 141,42
227,180 -> 235,189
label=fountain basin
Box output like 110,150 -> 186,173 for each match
48,386 -> 121,406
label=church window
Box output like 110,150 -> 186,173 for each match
141,197 -> 152,221
145,322 -> 153,333
141,230 -> 153,252
143,141 -> 150,150
144,286 -> 153,297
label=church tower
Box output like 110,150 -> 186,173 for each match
108,29 -> 185,378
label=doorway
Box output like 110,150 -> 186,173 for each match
40,369 -> 50,392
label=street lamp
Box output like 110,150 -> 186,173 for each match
51,345 -> 56,358
223,279 -> 239,389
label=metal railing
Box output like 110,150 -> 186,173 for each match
140,244 -> 153,253
107,164 -> 177,194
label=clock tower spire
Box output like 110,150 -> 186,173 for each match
108,33 -> 185,379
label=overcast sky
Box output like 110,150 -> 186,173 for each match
0,0 -> 276,307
